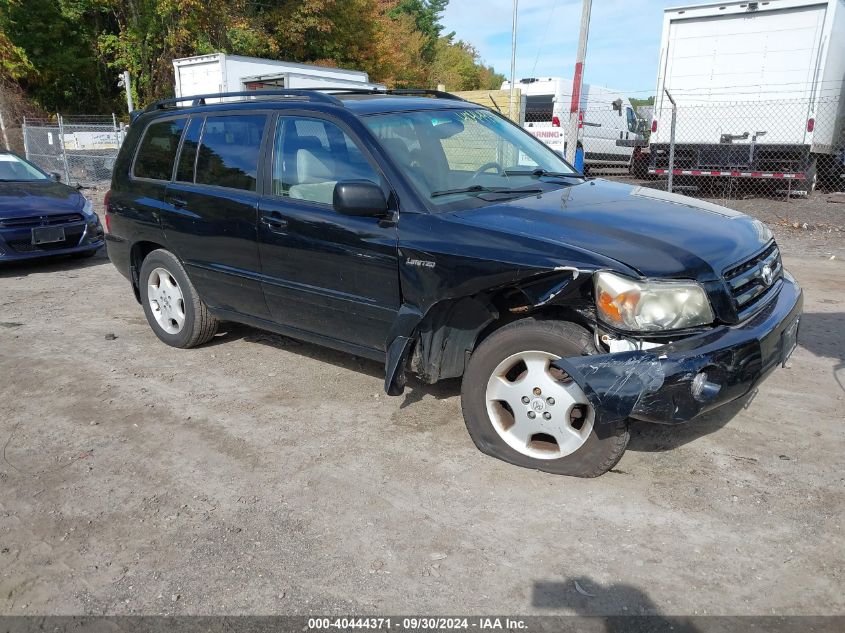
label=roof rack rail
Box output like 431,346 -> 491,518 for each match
320,87 -> 466,101
388,89 -> 466,101
143,89 -> 343,113
142,87 -> 465,114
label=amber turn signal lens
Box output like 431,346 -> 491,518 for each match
598,290 -> 622,324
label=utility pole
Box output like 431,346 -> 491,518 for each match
118,71 -> 134,113
508,0 -> 518,122
565,0 -> 592,164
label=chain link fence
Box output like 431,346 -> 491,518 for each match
519,93 -> 844,201
645,95 -> 844,199
22,114 -> 127,188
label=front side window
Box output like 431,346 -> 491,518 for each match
271,116 -> 380,205
364,108 -> 579,211
0,153 -> 48,181
133,118 -> 186,180
195,114 -> 267,191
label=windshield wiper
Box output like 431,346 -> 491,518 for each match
502,168 -> 579,178
431,185 -> 544,198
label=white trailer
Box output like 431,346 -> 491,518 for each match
649,0 -> 845,192
502,77 -> 645,168
172,53 -> 383,101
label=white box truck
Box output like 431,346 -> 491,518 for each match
502,77 -> 646,169
173,53 -> 384,101
649,0 -> 845,192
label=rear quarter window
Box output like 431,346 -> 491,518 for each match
133,118 -> 186,181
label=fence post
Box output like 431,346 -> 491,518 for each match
0,110 -> 9,151
22,116 -> 29,159
664,87 -> 677,194
112,112 -> 121,149
57,114 -> 71,184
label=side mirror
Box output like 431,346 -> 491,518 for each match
333,180 -> 388,217
50,172 -> 62,182
612,98 -> 623,115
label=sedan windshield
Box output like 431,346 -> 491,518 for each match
0,154 -> 49,182
364,108 -> 580,211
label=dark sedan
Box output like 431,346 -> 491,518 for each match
0,152 -> 104,262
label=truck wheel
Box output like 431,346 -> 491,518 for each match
460,318 -> 629,477
139,249 -> 219,348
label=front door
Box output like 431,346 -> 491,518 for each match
162,113 -> 270,318
256,114 -> 400,352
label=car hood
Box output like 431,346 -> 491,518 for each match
0,180 -> 84,218
450,178 -> 773,280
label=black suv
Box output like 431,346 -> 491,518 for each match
105,89 -> 802,477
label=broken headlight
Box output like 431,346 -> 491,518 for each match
594,271 -> 714,332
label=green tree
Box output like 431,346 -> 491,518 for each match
0,0 -> 117,112
1,0 -> 506,111
388,0 -> 448,61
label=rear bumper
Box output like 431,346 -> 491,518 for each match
0,218 -> 104,261
553,273 -> 803,425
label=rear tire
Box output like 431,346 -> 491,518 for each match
139,249 -> 218,348
460,318 -> 629,477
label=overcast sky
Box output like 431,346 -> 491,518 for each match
441,0 -> 669,95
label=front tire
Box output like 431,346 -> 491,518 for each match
460,318 -> 628,477
139,249 -> 218,348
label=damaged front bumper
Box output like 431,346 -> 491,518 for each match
553,273 -> 803,425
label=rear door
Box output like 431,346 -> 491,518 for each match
256,113 -> 399,352
162,112 -> 270,318
117,117 -> 187,260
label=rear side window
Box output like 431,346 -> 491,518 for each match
195,115 -> 267,191
133,119 -> 186,180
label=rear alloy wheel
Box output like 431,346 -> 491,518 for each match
139,249 -> 218,348
147,267 -> 186,335
461,318 -> 629,477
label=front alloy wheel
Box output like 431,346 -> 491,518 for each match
461,318 -> 629,477
485,350 -> 594,459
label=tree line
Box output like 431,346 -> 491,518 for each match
0,0 -> 504,114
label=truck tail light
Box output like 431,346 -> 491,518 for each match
807,118 -> 815,132
104,190 -> 112,234
552,116 -> 561,127
651,120 -> 658,133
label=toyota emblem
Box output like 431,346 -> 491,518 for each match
761,264 -> 774,286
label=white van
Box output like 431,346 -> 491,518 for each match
502,77 -> 644,168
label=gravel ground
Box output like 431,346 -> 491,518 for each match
0,190 -> 843,616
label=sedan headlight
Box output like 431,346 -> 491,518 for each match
81,197 -> 95,217
594,271 -> 714,332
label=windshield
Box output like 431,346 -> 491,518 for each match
0,153 -> 49,182
363,108 -> 580,211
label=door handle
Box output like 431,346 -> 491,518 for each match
167,196 -> 188,208
261,214 -> 288,231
